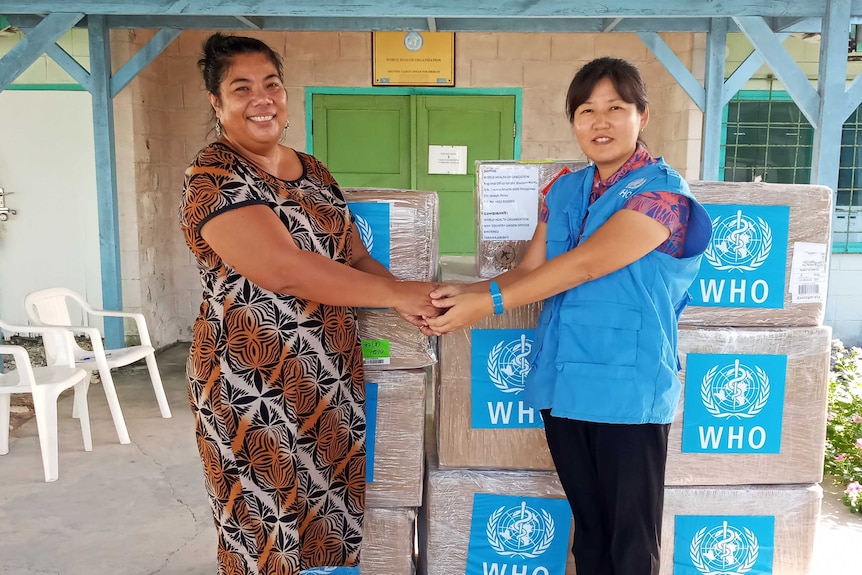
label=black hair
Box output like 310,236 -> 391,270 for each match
565,57 -> 648,123
198,32 -> 284,96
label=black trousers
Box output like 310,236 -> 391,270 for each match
541,410 -> 670,575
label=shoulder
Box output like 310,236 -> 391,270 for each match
187,142 -> 240,176
295,150 -> 337,185
546,166 -> 592,202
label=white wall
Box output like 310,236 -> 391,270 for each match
826,254 -> 862,346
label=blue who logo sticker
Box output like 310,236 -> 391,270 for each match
682,354 -> 787,454
364,382 -> 378,483
347,202 -> 391,270
466,493 -> 572,575
471,329 -> 541,428
692,204 -> 789,309
674,515 -> 775,575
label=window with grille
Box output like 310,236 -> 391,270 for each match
721,90 -> 862,253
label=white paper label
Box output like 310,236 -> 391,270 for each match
428,145 -> 468,174
480,165 -> 540,241
788,241 -> 828,303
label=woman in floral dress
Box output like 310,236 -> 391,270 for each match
179,33 -> 436,575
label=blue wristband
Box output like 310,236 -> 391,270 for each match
489,281 -> 504,315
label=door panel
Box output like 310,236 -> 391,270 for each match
311,93 -> 516,255
0,90 -> 101,326
312,95 -> 411,188
415,95 -> 515,254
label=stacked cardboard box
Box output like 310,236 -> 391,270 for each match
343,189 -> 440,575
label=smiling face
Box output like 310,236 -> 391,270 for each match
208,51 -> 287,154
571,76 -> 649,180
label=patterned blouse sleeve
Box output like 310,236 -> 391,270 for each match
179,145 -> 268,236
624,191 -> 691,258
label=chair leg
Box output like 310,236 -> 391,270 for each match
31,388 -> 60,482
145,353 -> 172,419
0,394 -> 10,456
74,376 -> 93,452
95,364 -> 131,445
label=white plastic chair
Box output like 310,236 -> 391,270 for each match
0,319 -> 92,482
24,288 -> 172,446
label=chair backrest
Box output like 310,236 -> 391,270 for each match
23,289 -> 86,366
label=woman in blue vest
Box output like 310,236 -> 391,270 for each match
426,57 -> 712,575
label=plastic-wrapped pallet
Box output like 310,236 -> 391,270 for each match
342,188 -> 438,282
667,325 -> 831,486
363,507 -> 416,575
681,181 -> 832,327
356,309 -> 436,369
423,468 -> 820,575
475,160 -> 587,278
366,369 -> 426,508
436,257 -> 549,469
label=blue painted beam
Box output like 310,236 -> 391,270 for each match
0,0 -> 844,18
637,31 -> 705,110
111,28 -> 180,97
733,16 -> 820,126
0,12 -> 82,92
722,33 -> 790,105
233,15 -> 262,29
42,41 -> 93,92
702,18 -> 729,181
2,14 -> 731,33
844,72 -> 862,119
812,0 -> 851,194
88,15 -> 124,349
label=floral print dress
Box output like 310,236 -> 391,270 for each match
180,142 -> 366,575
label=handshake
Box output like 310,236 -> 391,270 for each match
392,281 -> 487,336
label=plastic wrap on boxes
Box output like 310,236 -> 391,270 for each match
422,468 -> 575,575
436,257 -> 549,469
681,181 -> 832,327
343,188 -> 439,282
363,507 -> 416,575
423,468 -> 820,575
662,484 -> 821,575
356,308 -> 436,370
475,160 -> 587,278
366,369 -> 426,508
667,326 -> 831,486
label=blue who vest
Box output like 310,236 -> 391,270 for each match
524,159 -> 712,424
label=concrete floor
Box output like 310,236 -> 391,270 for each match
0,344 -> 859,574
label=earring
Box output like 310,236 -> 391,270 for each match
284,119 -> 290,132
215,118 -> 223,139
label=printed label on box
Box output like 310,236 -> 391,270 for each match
682,353 -> 787,454
466,493 -> 572,575
674,515 -> 775,575
692,205 -> 789,309
471,329 -> 541,428
347,202 -> 391,270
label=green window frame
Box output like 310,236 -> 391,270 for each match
720,89 -> 862,253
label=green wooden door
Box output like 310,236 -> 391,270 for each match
312,94 -> 411,188
311,93 -> 515,254
415,95 -> 515,254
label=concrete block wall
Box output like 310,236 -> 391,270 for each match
121,30 -> 703,345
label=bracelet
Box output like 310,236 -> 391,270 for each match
489,281 -> 504,315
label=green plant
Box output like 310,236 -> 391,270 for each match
824,339 -> 862,513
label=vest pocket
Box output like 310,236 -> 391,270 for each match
555,302 -> 642,373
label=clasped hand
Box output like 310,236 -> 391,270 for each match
423,283 -> 494,335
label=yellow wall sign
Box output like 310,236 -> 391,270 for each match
373,31 -> 455,86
